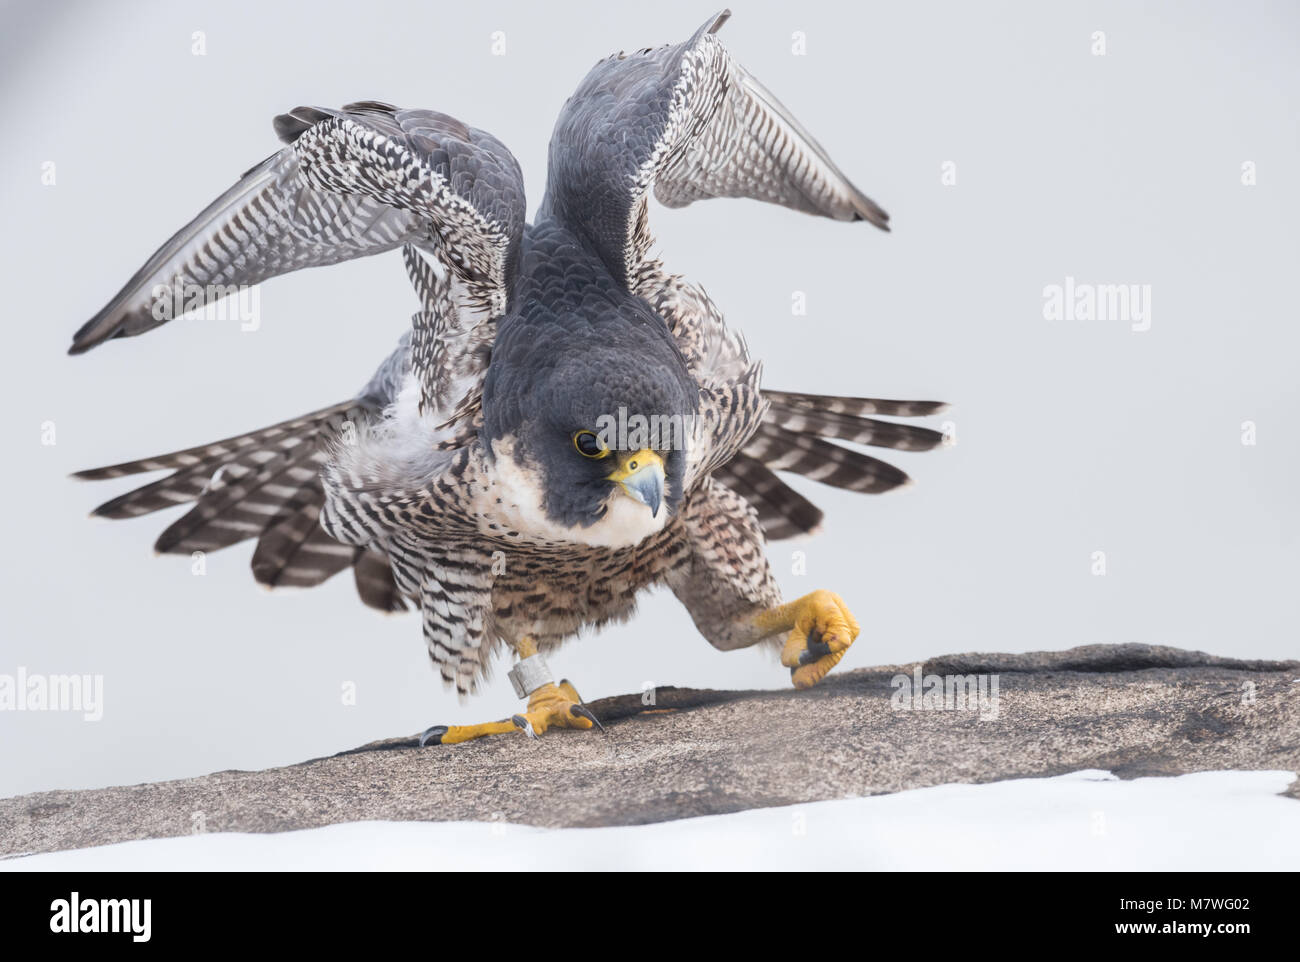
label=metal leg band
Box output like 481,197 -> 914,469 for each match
507,652 -> 554,699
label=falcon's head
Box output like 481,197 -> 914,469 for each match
482,301 -> 698,547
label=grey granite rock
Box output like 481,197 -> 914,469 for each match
2,644 -> 1297,857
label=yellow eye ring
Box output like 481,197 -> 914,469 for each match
572,430 -> 609,459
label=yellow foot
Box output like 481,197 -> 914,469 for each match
420,679 -> 603,746
772,589 -> 862,690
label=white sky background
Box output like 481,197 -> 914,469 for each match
0,0 -> 1297,800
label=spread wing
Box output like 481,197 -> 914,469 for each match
542,9 -> 887,286
68,101 -> 527,416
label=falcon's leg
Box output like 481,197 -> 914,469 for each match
667,478 -> 863,689
683,587 -> 864,690
420,638 -> 603,746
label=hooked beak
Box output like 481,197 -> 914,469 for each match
606,449 -> 665,517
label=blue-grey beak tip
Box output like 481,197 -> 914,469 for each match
621,466 -> 664,518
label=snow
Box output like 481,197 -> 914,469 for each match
4,770 -> 1297,871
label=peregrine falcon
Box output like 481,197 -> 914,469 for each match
69,10 -> 947,743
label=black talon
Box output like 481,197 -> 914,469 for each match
571,703 -> 606,733
799,639 -> 833,665
511,714 -> 539,739
419,725 -> 449,747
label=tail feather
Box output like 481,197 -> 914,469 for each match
727,388 -> 949,538
250,479 -> 329,585
89,463 -> 222,519
74,402 -> 356,481
764,402 -> 944,452
76,401 -> 392,610
762,390 -> 948,419
252,501 -> 359,588
715,453 -> 822,540
153,444 -> 321,554
745,424 -> 911,494
354,550 -> 408,613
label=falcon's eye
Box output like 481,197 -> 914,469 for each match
572,430 -> 608,459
